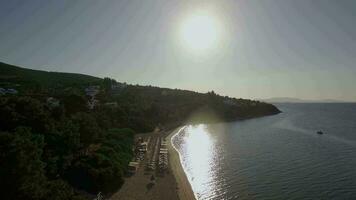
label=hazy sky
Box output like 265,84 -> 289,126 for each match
1,0 -> 356,101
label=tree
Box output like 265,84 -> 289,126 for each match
71,112 -> 102,146
62,94 -> 87,115
0,127 -> 47,200
0,97 -> 53,133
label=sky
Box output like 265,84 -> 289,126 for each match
1,0 -> 356,101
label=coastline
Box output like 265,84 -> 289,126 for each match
166,127 -> 196,200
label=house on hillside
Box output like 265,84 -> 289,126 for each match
7,89 -> 18,94
0,88 -> 5,95
85,86 -> 100,110
85,86 -> 100,97
0,88 -> 18,95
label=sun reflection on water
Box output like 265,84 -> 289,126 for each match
174,124 -> 219,199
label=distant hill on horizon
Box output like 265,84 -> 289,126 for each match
259,97 -> 352,103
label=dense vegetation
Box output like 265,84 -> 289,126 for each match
0,62 -> 280,199
0,96 -> 134,199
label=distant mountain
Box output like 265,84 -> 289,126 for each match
259,97 -> 349,103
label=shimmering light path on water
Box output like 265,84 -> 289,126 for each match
172,103 -> 356,199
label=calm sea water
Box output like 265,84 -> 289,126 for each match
172,103 -> 356,200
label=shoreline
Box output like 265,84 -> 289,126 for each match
166,127 -> 196,200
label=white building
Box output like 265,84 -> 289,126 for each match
85,86 -> 100,97
0,88 -> 5,95
0,88 -> 18,95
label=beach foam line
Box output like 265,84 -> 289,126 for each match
167,126 -> 197,200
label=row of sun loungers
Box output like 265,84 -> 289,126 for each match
158,138 -> 168,172
147,138 -> 160,170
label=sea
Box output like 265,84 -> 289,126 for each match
172,103 -> 356,200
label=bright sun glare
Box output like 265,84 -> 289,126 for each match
180,12 -> 220,51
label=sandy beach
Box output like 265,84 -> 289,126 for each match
110,128 -> 195,200
167,127 -> 196,200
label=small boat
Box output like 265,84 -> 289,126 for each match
317,131 -> 324,135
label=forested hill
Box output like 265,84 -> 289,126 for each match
0,61 -> 280,129
0,62 -> 101,89
0,61 -> 280,199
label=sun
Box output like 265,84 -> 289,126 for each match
180,12 -> 220,52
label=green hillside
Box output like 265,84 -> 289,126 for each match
0,61 -> 280,127
0,62 -> 101,90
